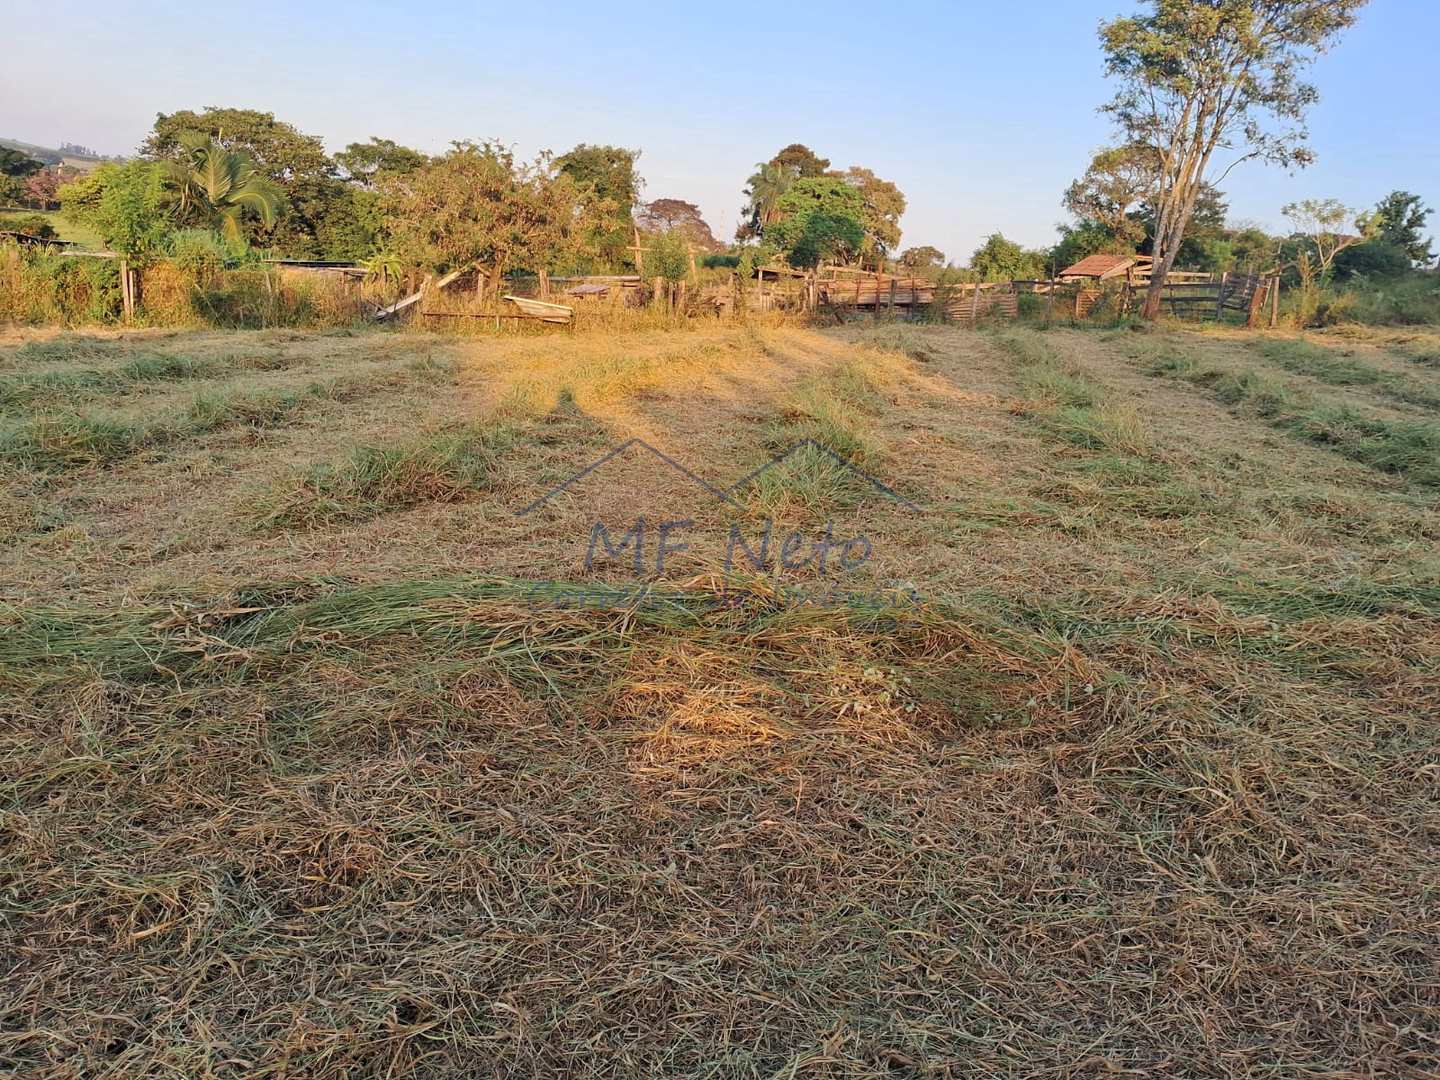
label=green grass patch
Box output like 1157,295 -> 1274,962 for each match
0,413 -> 144,469
258,423 -> 520,529
994,329 -> 1152,457
1136,341 -> 1440,487
0,352 -> 220,407
742,363 -> 888,516
1259,339 -> 1440,410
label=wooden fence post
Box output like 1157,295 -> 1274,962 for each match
1246,278 -> 1268,328
118,257 -> 132,322
1215,271 -> 1230,320
1268,275 -> 1280,328
1045,278 -> 1055,327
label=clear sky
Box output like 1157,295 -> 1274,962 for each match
4,0 -> 1436,261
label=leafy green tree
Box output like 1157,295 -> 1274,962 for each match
1359,190 -> 1433,265
143,107 -> 331,180
164,134 -> 283,248
1062,144 -> 1156,251
143,106 -> 333,254
335,138 -> 428,189
381,141 -> 595,281
647,230 -> 693,282
0,148 -> 45,203
1050,219 -> 1115,271
60,161 -> 172,318
969,233 -> 1046,282
839,167 -> 905,263
1099,0 -> 1367,318
1333,239 -> 1411,279
764,177 -> 865,268
900,245 -> 945,270
60,161 -> 170,259
555,144 -> 642,269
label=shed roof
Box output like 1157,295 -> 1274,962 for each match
1059,254 -> 1139,280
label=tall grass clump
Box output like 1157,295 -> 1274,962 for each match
259,423 -> 520,529
0,413 -> 144,470
0,248 -> 121,324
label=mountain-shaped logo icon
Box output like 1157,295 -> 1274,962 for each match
516,438 -> 922,516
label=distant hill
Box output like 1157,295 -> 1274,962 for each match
0,137 -> 119,173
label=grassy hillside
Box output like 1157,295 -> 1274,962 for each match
1,322 -> 1436,1076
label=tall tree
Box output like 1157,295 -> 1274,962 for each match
1062,144 -> 1157,251
900,245 -> 945,270
635,199 -> 722,251
555,144 -> 642,268
1359,190 -> 1433,265
142,107 -> 335,254
1135,182 -> 1231,267
335,138 -> 428,189
764,177 -> 865,268
1099,0 -> 1368,318
381,141 -> 596,282
738,161 -> 798,240
839,166 -> 906,264
770,144 -> 830,178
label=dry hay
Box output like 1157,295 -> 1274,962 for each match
1,322 -> 1437,1077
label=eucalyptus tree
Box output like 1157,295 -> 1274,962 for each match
1099,0 -> 1367,317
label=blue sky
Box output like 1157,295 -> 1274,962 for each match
4,1 -> 1435,261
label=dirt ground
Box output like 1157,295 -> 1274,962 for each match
2,319 -> 1437,1077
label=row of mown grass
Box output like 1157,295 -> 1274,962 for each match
1257,338 -> 1440,410
1128,337 -> 1440,487
0,357 -> 457,472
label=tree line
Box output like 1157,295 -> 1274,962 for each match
7,107 -> 913,295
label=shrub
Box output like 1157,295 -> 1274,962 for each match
1334,240 -> 1411,280
0,213 -> 58,240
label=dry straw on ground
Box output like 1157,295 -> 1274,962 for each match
1,320 -> 1437,1077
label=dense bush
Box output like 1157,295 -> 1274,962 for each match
0,213 -> 58,240
1287,272 -> 1440,328
0,248 -> 370,328
1334,240 -> 1411,280
0,248 -> 120,323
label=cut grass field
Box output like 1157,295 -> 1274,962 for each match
1,320 -> 1438,1077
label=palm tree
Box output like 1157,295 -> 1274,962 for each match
740,162 -> 797,238
165,133 -> 283,247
